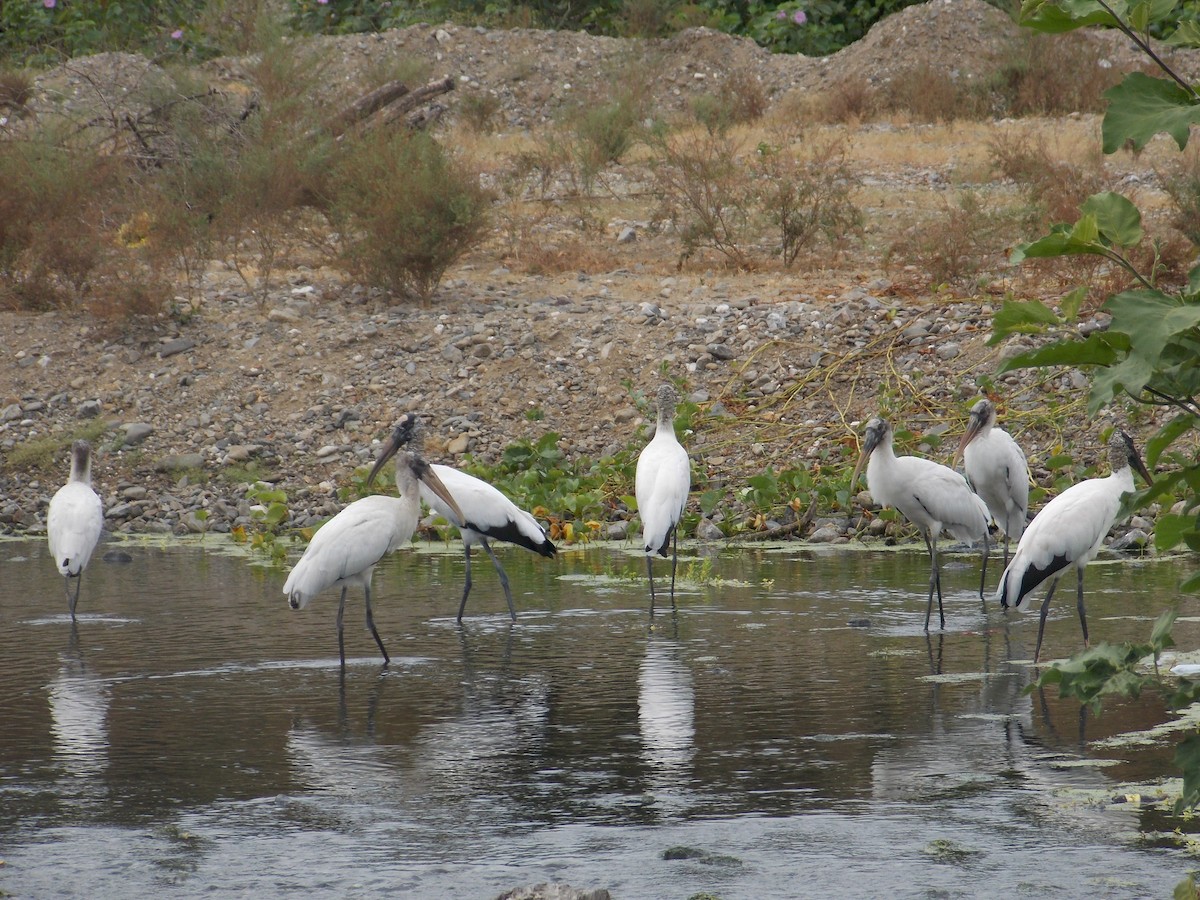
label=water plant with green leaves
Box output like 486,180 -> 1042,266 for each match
994,0 -> 1200,820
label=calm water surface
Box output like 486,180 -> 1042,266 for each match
1,536 -> 1197,898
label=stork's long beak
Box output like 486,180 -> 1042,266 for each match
1132,449 -> 1153,486
411,459 -> 466,525
952,415 -> 983,471
367,416 -> 417,488
367,434 -> 403,489
849,425 -> 882,493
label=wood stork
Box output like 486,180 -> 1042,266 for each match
995,429 -> 1152,664
952,397 -> 1030,590
635,384 -> 691,615
47,440 -> 104,621
419,465 -> 556,623
850,417 -> 990,631
283,415 -> 465,671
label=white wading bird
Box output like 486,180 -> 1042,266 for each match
851,417 -> 991,631
47,440 -> 104,620
995,429 -> 1152,664
953,398 -> 1030,591
284,415 -> 464,671
419,464 -> 556,623
635,384 -> 691,615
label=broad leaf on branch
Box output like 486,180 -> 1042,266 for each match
988,297 -> 1063,341
1102,72 -> 1200,153
1081,191 -> 1143,246
1019,0 -> 1127,32
996,332 -> 1123,374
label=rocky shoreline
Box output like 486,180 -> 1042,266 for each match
0,262 -> 1162,558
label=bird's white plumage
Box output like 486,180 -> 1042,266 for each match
48,481 -> 104,577
636,419 -> 690,556
282,494 -> 418,609
996,463 -> 1132,612
959,400 -> 1029,542
994,430 -> 1150,662
637,438 -> 690,555
864,437 -> 990,547
852,417 -> 989,631
635,384 -> 690,614
418,462 -> 554,622
48,440 -> 104,619
421,464 -> 549,550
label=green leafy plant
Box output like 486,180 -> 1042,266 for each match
996,0 -> 1200,808
232,481 -> 292,562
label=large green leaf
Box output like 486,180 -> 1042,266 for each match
1155,513 -> 1195,551
988,298 -> 1063,342
1080,192 -> 1143,247
1010,216 -> 1107,262
1019,0 -> 1126,31
1105,289 -> 1200,367
1146,414 -> 1195,470
1102,72 -> 1200,153
996,333 -> 1121,374
1090,352 -> 1155,412
1166,19 -> 1200,48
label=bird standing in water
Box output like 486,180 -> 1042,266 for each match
47,440 -> 104,621
635,384 -> 691,616
851,417 -> 990,630
953,397 -> 1030,591
996,429 -> 1152,663
283,416 -> 464,671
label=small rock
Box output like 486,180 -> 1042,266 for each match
123,423 -> 155,446
809,524 -> 843,543
606,520 -> 629,540
77,399 -> 102,418
159,337 -> 195,358
616,226 -> 636,243
446,433 -> 470,455
155,453 -> 205,473
695,518 -> 723,540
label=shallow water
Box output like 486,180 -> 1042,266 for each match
1,535 -> 1197,898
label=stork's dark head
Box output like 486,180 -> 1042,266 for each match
850,417 -> 891,491
952,398 -> 996,469
656,383 -> 680,413
1109,429 -> 1152,485
367,414 -> 419,488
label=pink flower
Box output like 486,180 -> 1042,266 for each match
317,0 -> 329,4
793,9 -> 808,24
171,29 -> 184,40
775,9 -> 788,19
44,0 -> 56,8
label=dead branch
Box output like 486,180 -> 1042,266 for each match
323,79 -> 412,138
363,75 -> 455,132
728,498 -> 819,542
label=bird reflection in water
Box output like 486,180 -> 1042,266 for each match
638,633 -> 695,816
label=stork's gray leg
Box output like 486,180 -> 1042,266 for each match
668,526 -> 679,611
456,545 -> 474,623
979,532 -> 992,608
1033,578 -> 1060,664
646,555 -> 657,618
337,586 -> 348,672
480,538 -> 517,622
1076,569 -> 1089,650
364,582 -> 390,667
66,574 -> 82,621
924,533 -> 944,631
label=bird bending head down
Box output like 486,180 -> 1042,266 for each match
849,417 -> 890,493
364,413 -> 465,522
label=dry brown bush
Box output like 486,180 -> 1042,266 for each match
329,129 -> 492,302
888,191 -> 1017,288
989,130 -> 1106,228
